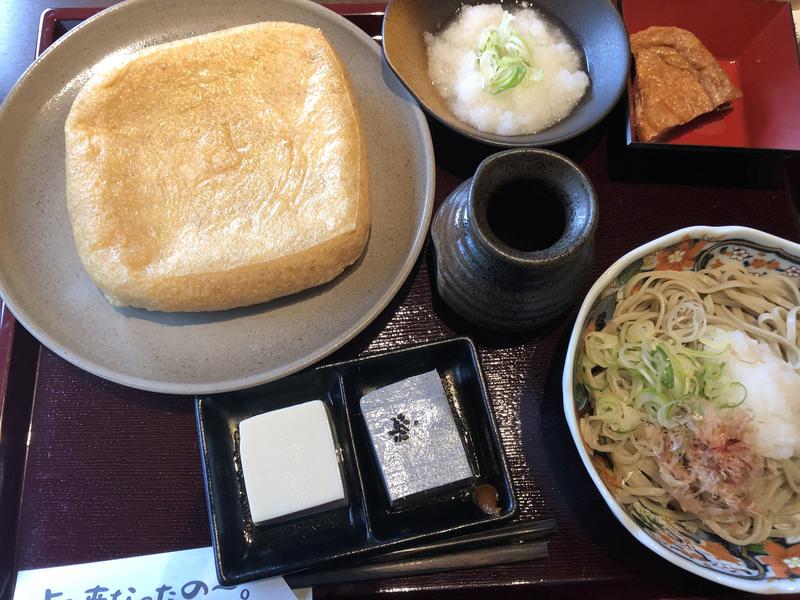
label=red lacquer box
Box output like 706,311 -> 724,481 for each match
622,0 -> 800,152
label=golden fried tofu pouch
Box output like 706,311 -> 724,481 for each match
630,26 -> 742,142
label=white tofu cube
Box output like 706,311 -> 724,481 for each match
239,400 -> 346,524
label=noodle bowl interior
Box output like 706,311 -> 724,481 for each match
579,263 -> 800,545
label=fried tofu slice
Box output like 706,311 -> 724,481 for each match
65,22 -> 370,312
630,26 -> 742,142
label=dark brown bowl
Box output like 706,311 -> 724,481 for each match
382,0 -> 631,147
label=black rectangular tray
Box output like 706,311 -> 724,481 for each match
195,337 -> 517,585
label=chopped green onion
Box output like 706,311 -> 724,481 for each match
653,345 -> 675,390
591,394 -> 641,433
488,65 -> 526,95
474,11 -> 538,95
717,381 -> 747,408
585,332 -> 619,368
584,324 -> 750,431
580,353 -> 608,391
633,388 -> 669,420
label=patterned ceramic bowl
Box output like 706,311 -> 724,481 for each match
563,226 -> 800,594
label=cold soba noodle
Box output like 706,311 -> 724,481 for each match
579,263 -> 800,545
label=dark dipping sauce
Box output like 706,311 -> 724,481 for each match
486,178 -> 567,252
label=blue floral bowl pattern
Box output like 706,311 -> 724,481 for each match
563,226 -> 800,594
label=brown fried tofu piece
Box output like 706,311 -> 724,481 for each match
630,26 -> 742,142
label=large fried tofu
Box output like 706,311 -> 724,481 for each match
65,22 -> 370,312
630,26 -> 742,142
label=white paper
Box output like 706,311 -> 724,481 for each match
14,546 -> 311,600
790,0 -> 800,44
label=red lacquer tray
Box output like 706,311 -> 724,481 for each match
1,4 -> 800,600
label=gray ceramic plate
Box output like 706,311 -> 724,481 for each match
0,0 -> 434,394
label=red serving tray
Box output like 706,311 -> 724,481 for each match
2,4 -> 800,600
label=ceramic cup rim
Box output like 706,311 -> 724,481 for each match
469,148 -> 598,267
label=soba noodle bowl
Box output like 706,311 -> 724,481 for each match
579,263 -> 800,545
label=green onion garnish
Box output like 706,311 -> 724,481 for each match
653,345 -> 675,390
474,12 -> 538,95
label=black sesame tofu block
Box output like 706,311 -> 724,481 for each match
360,370 -> 475,507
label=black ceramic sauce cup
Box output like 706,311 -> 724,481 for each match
431,148 -> 598,332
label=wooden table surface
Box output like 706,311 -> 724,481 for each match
1,2 -> 799,599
